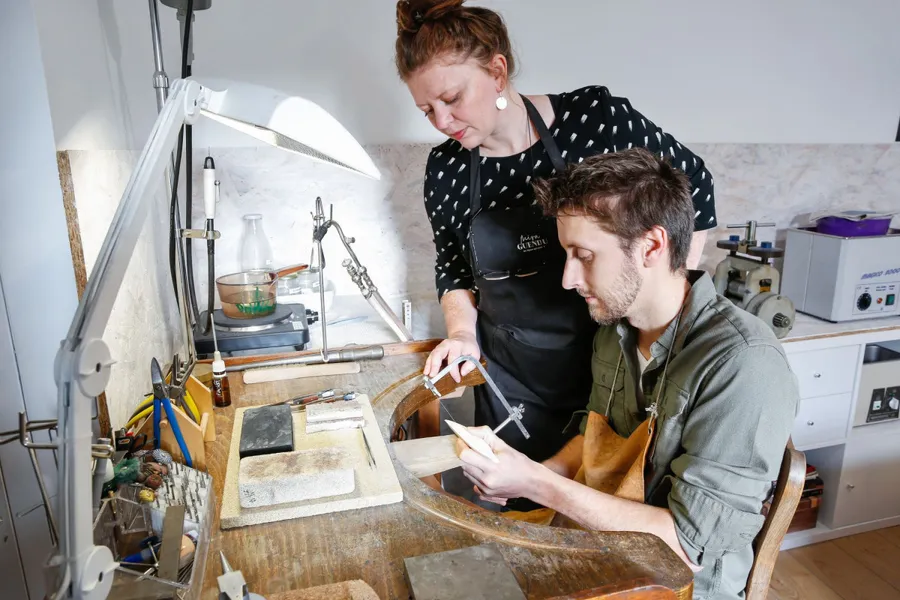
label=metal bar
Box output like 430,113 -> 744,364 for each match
227,346 -> 385,372
316,240 -> 329,361
148,0 -> 168,112
27,439 -> 59,546
0,420 -> 57,445
19,413 -> 58,450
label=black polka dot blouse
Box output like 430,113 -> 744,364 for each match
422,85 -> 717,300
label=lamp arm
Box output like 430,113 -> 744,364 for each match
51,78 -> 204,600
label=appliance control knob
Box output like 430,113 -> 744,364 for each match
772,313 -> 792,328
857,293 -> 872,311
890,398 -> 900,411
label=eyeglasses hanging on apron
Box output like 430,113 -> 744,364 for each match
464,95 -> 595,466
466,96 -> 567,281
502,306 -> 686,527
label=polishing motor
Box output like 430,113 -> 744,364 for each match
713,220 -> 796,339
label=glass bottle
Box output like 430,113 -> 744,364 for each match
211,351 -> 231,408
240,213 -> 274,272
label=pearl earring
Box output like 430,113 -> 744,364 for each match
495,95 -> 508,111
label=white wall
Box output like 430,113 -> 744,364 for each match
28,0 -> 183,431
33,0 -> 900,151
0,0 -> 79,597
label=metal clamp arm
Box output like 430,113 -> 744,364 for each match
424,355 -> 530,439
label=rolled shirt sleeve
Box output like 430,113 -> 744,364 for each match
666,344 -> 799,567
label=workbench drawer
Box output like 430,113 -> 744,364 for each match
787,346 -> 859,399
791,392 -> 852,449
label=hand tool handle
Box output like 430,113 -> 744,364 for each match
125,433 -> 148,458
161,397 -> 193,468
153,397 -> 162,450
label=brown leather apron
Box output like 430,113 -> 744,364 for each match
503,305 -> 685,527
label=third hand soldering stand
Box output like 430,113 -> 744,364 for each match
311,197 -> 413,362
422,355 -> 530,439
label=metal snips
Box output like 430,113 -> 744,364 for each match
151,357 -> 193,468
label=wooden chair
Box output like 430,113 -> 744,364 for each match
745,442 -> 806,599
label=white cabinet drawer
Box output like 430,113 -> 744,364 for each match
787,346 -> 859,399
791,392 -> 852,449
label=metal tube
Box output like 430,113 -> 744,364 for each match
316,240 -> 329,361
330,221 -> 364,268
148,0 -> 169,111
19,413 -> 59,450
366,291 -> 413,342
28,442 -> 59,546
0,420 -> 57,446
227,345 -> 385,372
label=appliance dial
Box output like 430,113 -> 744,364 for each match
890,398 -> 900,411
857,293 -> 872,311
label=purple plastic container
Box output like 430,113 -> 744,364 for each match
816,216 -> 892,237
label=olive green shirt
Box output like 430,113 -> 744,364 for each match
577,271 -> 799,600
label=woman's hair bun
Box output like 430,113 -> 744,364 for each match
396,0 -> 466,35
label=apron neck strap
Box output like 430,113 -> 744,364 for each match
521,96 -> 567,173
469,94 -> 567,214
606,304 -> 688,430
605,353 -> 624,417
469,146 -> 482,213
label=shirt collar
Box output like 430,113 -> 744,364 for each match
615,270 -> 717,358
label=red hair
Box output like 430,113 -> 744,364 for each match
394,0 -> 516,81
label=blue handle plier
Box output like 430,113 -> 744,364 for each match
150,357 -> 193,468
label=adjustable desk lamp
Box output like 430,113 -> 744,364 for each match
50,78 -> 380,599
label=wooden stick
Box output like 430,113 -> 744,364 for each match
391,434 -> 462,478
243,361 -> 361,384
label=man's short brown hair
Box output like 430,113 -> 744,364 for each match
534,148 -> 694,272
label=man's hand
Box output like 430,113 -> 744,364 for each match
455,426 -> 545,506
423,332 -> 480,382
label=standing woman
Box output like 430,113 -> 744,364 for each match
395,0 -> 717,466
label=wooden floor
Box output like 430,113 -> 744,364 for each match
768,526 -> 900,599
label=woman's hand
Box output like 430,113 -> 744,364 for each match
455,426 -> 545,506
423,331 -> 480,382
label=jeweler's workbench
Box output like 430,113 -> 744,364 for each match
200,342 -> 693,600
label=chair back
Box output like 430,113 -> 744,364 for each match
745,443 -> 806,599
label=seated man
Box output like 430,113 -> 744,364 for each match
456,148 -> 799,600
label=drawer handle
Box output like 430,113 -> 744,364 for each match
813,372 -> 822,379
846,484 -> 855,490
807,421 -> 815,426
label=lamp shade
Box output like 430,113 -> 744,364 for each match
199,79 -> 381,180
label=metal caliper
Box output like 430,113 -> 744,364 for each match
422,355 -> 530,439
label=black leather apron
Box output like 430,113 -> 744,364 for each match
467,96 -> 596,466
